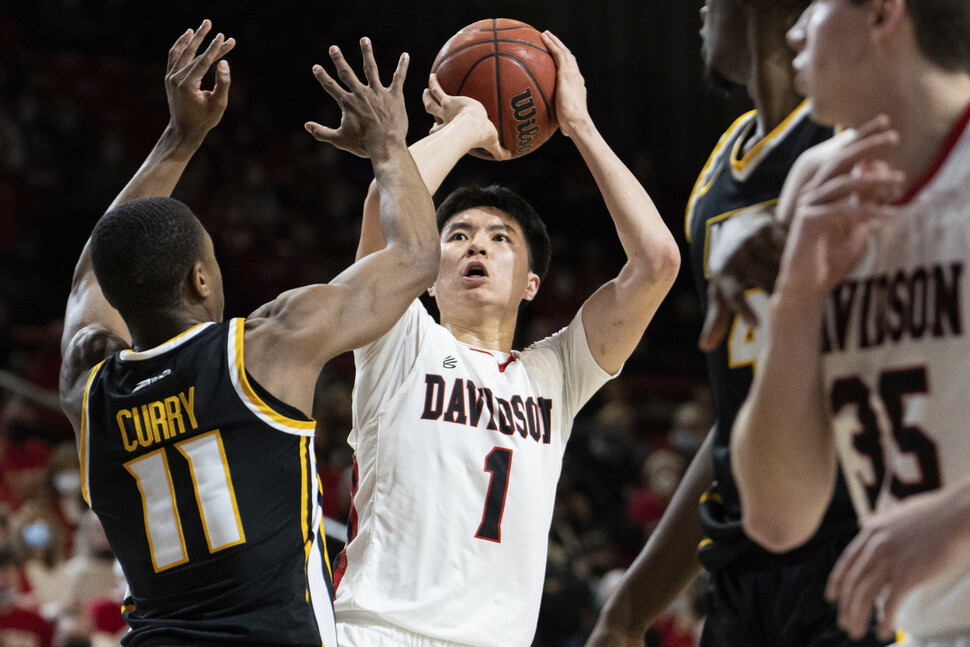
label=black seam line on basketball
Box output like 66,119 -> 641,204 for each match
434,40 -> 553,70
461,26 -> 536,32
497,53 -> 553,116
492,19 -> 505,150
454,54 -> 498,94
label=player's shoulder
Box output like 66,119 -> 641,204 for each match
59,324 -> 129,429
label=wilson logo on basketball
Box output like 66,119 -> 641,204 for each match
511,88 -> 540,155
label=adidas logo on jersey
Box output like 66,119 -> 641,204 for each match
442,356 -> 457,369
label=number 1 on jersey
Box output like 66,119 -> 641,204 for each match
476,447 -> 512,543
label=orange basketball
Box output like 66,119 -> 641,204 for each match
431,18 -> 558,160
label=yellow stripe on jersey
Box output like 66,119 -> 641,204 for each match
685,110 -> 756,242
729,101 -> 810,174
699,490 -> 722,504
701,199 -> 778,280
80,360 -> 107,506
698,538 -> 713,549
232,319 -> 315,432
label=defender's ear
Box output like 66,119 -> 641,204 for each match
188,261 -> 211,300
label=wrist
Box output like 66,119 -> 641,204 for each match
161,122 -> 206,161
366,133 -> 409,162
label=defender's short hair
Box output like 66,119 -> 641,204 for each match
850,0 -> 970,72
90,197 -> 206,317
435,185 -> 552,280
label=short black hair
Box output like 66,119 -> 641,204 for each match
849,0 -> 970,72
90,197 -> 206,317
435,185 -> 552,280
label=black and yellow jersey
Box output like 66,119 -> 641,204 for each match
80,319 -> 336,646
685,104 -> 857,570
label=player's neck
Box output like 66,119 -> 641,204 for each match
745,55 -> 801,150
440,311 -> 517,354
880,70 -> 970,194
128,310 -> 212,352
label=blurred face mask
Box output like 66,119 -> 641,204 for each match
54,471 -> 81,496
22,521 -> 52,550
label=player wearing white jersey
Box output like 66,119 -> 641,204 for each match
730,0 -> 970,644
333,32 -> 680,647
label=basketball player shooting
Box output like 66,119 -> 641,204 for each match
330,31 -> 680,647
58,22 -> 438,646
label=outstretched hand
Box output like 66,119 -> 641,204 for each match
305,38 -> 409,158
422,74 -> 510,161
166,19 -> 235,143
540,30 -> 590,138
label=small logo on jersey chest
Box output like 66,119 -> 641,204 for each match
132,369 -> 172,393
442,356 -> 457,369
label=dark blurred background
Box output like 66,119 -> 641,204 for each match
0,1 -> 754,645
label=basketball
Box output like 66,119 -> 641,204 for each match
431,19 -> 558,160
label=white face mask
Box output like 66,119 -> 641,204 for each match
54,471 -> 81,496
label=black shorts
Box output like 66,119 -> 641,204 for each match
699,536 -> 890,647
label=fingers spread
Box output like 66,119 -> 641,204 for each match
168,28 -> 194,74
358,37 -> 383,88
305,121 -> 339,143
390,52 -> 409,93
329,45 -> 364,91
312,63 -> 346,101
172,19 -> 212,78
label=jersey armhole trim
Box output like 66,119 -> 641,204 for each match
80,359 -> 107,506
228,318 -> 316,435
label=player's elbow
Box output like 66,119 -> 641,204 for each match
640,236 -> 681,288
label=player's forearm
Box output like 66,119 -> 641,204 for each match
108,123 -> 203,210
568,119 -> 679,286
368,143 -> 439,284
356,112 -> 488,260
732,294 -> 837,552
595,432 -> 712,637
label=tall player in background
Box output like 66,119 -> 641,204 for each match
327,32 -> 680,647
731,0 -> 970,643
587,1 -> 886,645
58,22 -> 439,646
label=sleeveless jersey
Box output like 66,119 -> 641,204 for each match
332,300 -> 615,647
80,319 -> 337,646
820,103 -> 970,637
685,104 -> 857,570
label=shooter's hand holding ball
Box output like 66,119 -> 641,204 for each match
422,74 -> 511,161
540,31 -> 590,140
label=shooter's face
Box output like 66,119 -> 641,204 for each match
431,207 -> 538,317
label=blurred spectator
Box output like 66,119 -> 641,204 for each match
665,400 -> 710,462
43,443 -> 84,556
52,606 -> 93,647
0,546 -> 54,647
84,560 -> 128,647
626,449 -> 686,536
12,499 -> 70,619
64,511 -> 115,607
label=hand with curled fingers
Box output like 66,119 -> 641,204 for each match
698,208 -> 787,352
304,38 -> 409,159
825,488 -> 970,640
539,30 -> 590,138
774,115 -> 906,303
165,19 -> 235,144
422,74 -> 510,161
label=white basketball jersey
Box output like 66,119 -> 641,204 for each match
820,105 -> 970,636
333,300 -> 614,646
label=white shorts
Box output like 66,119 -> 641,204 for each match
336,614 -> 472,647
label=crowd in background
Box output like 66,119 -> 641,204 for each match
0,1 -> 753,645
